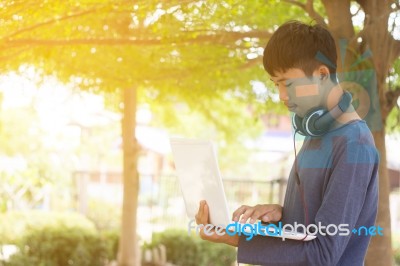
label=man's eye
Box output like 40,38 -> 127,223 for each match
286,82 -> 293,87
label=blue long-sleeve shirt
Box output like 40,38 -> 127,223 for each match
237,120 -> 379,266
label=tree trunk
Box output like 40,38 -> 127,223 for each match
118,87 -> 140,266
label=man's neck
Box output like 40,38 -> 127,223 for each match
330,105 -> 361,130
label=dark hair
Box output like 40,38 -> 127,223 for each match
263,21 -> 337,81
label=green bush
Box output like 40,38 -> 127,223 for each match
101,229 -> 120,261
5,225 -> 108,266
0,211 -> 117,266
199,240 -> 237,266
86,199 -> 121,231
394,248 -> 400,266
145,229 -> 236,266
0,211 -> 96,245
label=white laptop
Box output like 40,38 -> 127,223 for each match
170,137 -> 316,241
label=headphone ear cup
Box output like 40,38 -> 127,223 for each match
302,107 -> 329,137
292,114 -> 306,136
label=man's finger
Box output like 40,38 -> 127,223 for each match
240,208 -> 255,223
198,201 -> 202,215
261,209 -> 281,222
268,209 -> 282,222
249,210 -> 263,223
196,200 -> 205,224
203,202 -> 209,223
261,214 -> 271,222
199,201 -> 210,224
232,205 -> 248,221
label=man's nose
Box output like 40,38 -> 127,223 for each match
279,86 -> 289,102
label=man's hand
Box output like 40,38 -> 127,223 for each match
232,204 -> 282,224
195,200 -> 239,247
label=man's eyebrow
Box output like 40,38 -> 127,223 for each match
270,78 -> 286,83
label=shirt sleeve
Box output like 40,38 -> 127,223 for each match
237,133 -> 379,266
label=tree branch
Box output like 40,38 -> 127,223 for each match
282,0 -> 327,27
355,0 -> 367,11
385,86 -> 400,114
351,5 -> 362,17
282,0 -> 305,9
2,30 -> 272,48
3,9 -> 98,39
305,0 -> 327,27
394,39 -> 400,61
2,38 -> 161,47
0,47 -> 31,61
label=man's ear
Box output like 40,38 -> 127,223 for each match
317,65 -> 330,80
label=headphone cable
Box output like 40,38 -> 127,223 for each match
293,130 -> 310,228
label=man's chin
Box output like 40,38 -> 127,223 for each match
288,107 -> 302,117
292,110 -> 305,118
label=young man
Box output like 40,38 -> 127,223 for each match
195,21 -> 379,265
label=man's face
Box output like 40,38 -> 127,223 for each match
270,68 -> 325,118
